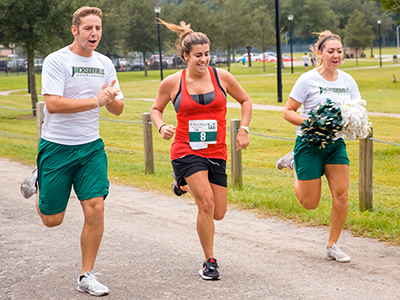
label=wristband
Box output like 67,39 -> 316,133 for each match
158,124 -> 166,133
95,96 -> 100,107
240,126 -> 249,133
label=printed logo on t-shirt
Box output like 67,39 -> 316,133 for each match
319,87 -> 350,95
71,66 -> 105,77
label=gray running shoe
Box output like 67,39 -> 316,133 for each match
276,151 -> 294,170
326,243 -> 350,263
77,270 -> 109,296
20,167 -> 37,198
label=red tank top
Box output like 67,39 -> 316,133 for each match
170,66 -> 227,161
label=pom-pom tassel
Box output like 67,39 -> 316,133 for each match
300,99 -> 342,148
340,98 -> 372,139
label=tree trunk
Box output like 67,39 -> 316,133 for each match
27,47 -> 37,117
247,46 -> 252,67
174,54 -> 178,69
370,41 -> 374,58
142,51 -> 148,77
227,48 -> 231,72
356,48 -> 359,66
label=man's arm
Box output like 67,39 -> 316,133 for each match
45,80 -> 121,114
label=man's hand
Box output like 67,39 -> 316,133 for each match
96,79 -> 120,106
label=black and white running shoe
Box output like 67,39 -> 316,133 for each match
171,181 -> 186,196
171,172 -> 186,196
199,258 -> 220,280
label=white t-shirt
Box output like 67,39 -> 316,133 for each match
302,55 -> 309,64
41,46 -> 123,145
289,68 -> 361,137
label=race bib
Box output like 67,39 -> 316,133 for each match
189,120 -> 217,150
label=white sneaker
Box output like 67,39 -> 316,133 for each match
326,243 -> 350,263
276,151 -> 294,170
20,167 -> 37,198
77,270 -> 109,296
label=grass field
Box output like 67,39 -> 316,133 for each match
1,51 -> 400,244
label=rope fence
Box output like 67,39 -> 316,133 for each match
99,117 -> 142,124
0,104 -> 36,112
368,137 -> 400,147
2,101 -> 400,212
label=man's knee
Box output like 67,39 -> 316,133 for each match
40,214 -> 64,227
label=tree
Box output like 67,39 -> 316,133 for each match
251,4 -> 275,72
94,0 -> 126,58
0,0 -> 78,116
344,10 -> 373,66
331,1 -> 393,58
370,0 -> 400,17
119,0 -> 159,77
211,0 -> 253,72
280,0 -> 339,39
161,0 -> 214,65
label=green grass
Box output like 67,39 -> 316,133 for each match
1,57 -> 400,244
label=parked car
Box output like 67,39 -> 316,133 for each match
212,55 -> 228,64
256,52 -> 294,62
236,53 -> 259,63
148,54 -> 167,70
32,58 -> 43,72
282,54 -> 294,61
129,58 -> 145,71
113,58 -> 131,71
165,55 -> 184,69
8,59 -> 26,72
0,60 -> 10,72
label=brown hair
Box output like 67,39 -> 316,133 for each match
73,7 -> 102,28
157,19 -> 210,63
309,30 -> 341,66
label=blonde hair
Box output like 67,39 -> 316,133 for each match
309,30 -> 341,66
158,19 -> 210,63
73,7 -> 102,28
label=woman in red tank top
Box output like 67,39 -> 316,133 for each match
151,19 -> 252,280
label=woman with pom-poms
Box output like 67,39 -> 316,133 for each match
276,30 -> 362,262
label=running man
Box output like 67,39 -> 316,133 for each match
20,6 -> 124,296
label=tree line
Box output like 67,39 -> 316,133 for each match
0,0 -> 397,113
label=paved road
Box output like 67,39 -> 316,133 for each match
2,158 -> 400,299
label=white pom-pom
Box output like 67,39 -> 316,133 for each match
340,98 -> 372,139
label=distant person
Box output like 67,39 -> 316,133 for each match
302,53 -> 310,70
20,6 -> 124,296
151,19 -> 252,280
276,30 -> 361,263
241,56 -> 246,66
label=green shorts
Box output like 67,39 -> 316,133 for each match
294,137 -> 349,181
37,138 -> 109,215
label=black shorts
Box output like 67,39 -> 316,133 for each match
171,155 -> 227,188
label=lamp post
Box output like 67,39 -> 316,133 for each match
288,14 -> 293,74
396,25 -> 400,57
377,19 -> 382,68
154,4 -> 163,80
275,0 -> 282,103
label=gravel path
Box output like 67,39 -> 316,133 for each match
1,158 -> 400,299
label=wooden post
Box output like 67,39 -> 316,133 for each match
36,101 -> 45,148
230,119 -> 242,189
359,128 -> 373,211
142,113 -> 154,174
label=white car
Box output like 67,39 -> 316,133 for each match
236,53 -> 260,63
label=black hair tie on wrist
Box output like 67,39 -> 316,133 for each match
158,124 -> 166,133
